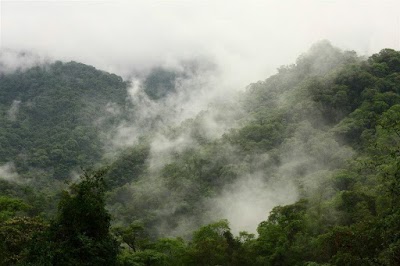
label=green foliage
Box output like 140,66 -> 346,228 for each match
115,227 -> 188,266
105,45 -> 400,266
254,201 -> 308,265
187,219 -> 232,265
114,221 -> 149,252
1,43 -> 400,265
26,169 -> 119,265
106,144 -> 150,188
0,216 -> 48,265
0,61 -> 129,179
0,196 -> 30,222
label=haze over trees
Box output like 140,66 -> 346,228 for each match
0,42 -> 400,265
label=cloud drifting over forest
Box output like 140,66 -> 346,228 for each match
2,0 -> 400,237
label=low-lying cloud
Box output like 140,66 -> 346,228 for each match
0,50 -> 50,74
2,0 -> 399,85
0,162 -> 22,183
1,0 -> 397,238
205,172 -> 298,234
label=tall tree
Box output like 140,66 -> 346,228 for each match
27,168 -> 119,265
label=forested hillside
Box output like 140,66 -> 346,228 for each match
1,42 -> 400,265
0,61 -> 129,179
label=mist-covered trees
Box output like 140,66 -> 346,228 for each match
143,67 -> 180,100
0,42 -> 400,265
115,43 -> 400,265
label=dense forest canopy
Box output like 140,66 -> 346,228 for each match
1,42 -> 400,265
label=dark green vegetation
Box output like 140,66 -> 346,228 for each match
1,42 -> 400,265
0,61 -> 129,179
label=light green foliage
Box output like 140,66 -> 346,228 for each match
114,221 -> 149,252
0,196 -> 29,222
117,238 -> 188,266
187,219 -> 232,265
254,200 -> 309,265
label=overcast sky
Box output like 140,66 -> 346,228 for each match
1,0 -> 400,86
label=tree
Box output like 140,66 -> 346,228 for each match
0,216 -> 48,265
0,195 -> 29,222
27,168 -> 119,265
255,200 -> 309,265
186,219 -> 236,265
114,221 -> 148,253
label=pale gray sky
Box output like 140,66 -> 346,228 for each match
1,0 -> 400,85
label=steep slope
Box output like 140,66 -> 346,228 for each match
1,42 -> 400,265
0,61 -> 129,179
107,43 -> 400,265
106,42 -> 366,233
